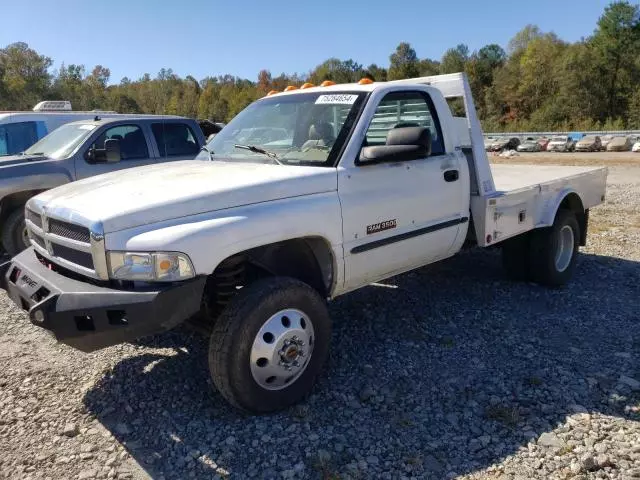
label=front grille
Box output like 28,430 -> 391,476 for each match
26,209 -> 42,229
31,233 -> 46,250
48,219 -> 91,243
51,243 -> 94,269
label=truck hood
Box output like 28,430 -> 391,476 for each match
31,160 -> 337,233
0,153 -> 49,167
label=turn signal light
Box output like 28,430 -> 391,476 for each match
358,78 -> 373,85
284,86 -> 298,91
300,82 -> 314,89
320,80 -> 336,87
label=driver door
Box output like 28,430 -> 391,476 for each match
338,90 -> 468,291
75,123 -> 156,179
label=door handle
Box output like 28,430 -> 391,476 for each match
444,170 -> 459,182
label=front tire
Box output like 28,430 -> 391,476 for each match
209,277 -> 331,412
528,210 -> 580,287
1,208 -> 29,257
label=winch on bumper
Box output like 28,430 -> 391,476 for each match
0,248 -> 206,352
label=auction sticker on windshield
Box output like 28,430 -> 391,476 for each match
315,94 -> 359,105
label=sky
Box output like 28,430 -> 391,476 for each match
1,0 -> 616,84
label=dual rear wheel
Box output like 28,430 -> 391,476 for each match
502,209 -> 580,287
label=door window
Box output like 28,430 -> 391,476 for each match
151,122 -> 199,157
91,125 -> 149,160
364,91 -> 444,155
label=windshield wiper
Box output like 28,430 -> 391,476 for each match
23,152 -> 44,156
234,144 -> 283,165
200,145 -> 214,160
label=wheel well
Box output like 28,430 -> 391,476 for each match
193,237 -> 335,331
0,191 -> 43,222
239,237 -> 334,296
559,193 -> 587,246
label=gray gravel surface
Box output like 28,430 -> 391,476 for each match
1,163 -> 639,480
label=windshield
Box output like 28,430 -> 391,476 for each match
24,123 -> 97,160
196,91 -> 366,166
552,136 -> 567,142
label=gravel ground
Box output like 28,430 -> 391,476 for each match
1,157 -> 639,480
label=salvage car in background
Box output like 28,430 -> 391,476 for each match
489,136 -> 520,152
575,135 -> 602,152
484,136 -> 498,151
547,135 -> 575,152
606,136 -> 633,152
516,137 -> 541,152
632,140 -> 640,152
537,137 -> 551,151
600,135 -> 614,150
0,116 -> 206,255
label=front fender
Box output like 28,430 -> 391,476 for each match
0,160 -> 74,206
104,192 -> 345,287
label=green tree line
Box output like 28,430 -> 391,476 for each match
1,1 -> 639,132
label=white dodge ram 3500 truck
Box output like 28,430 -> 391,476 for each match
0,73 -> 607,413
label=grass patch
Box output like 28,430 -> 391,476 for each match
485,405 -> 521,427
397,416 -> 415,428
524,376 -> 544,387
558,444 -> 575,455
404,453 -> 423,466
439,336 -> 455,348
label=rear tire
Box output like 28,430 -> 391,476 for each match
209,277 -> 331,413
528,210 -> 580,287
1,208 -> 29,257
501,233 -> 531,281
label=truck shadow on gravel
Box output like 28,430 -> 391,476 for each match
83,249 -> 640,479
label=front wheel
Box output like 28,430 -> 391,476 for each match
209,277 -> 331,412
1,208 -> 29,257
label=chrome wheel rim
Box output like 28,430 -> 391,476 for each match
555,225 -> 574,272
250,308 -> 314,391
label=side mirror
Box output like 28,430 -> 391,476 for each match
105,139 -> 121,163
358,127 -> 431,165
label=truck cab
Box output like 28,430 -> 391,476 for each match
0,73 -> 607,413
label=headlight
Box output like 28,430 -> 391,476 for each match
107,251 -> 195,282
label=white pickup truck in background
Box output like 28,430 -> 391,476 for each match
0,73 -> 607,413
